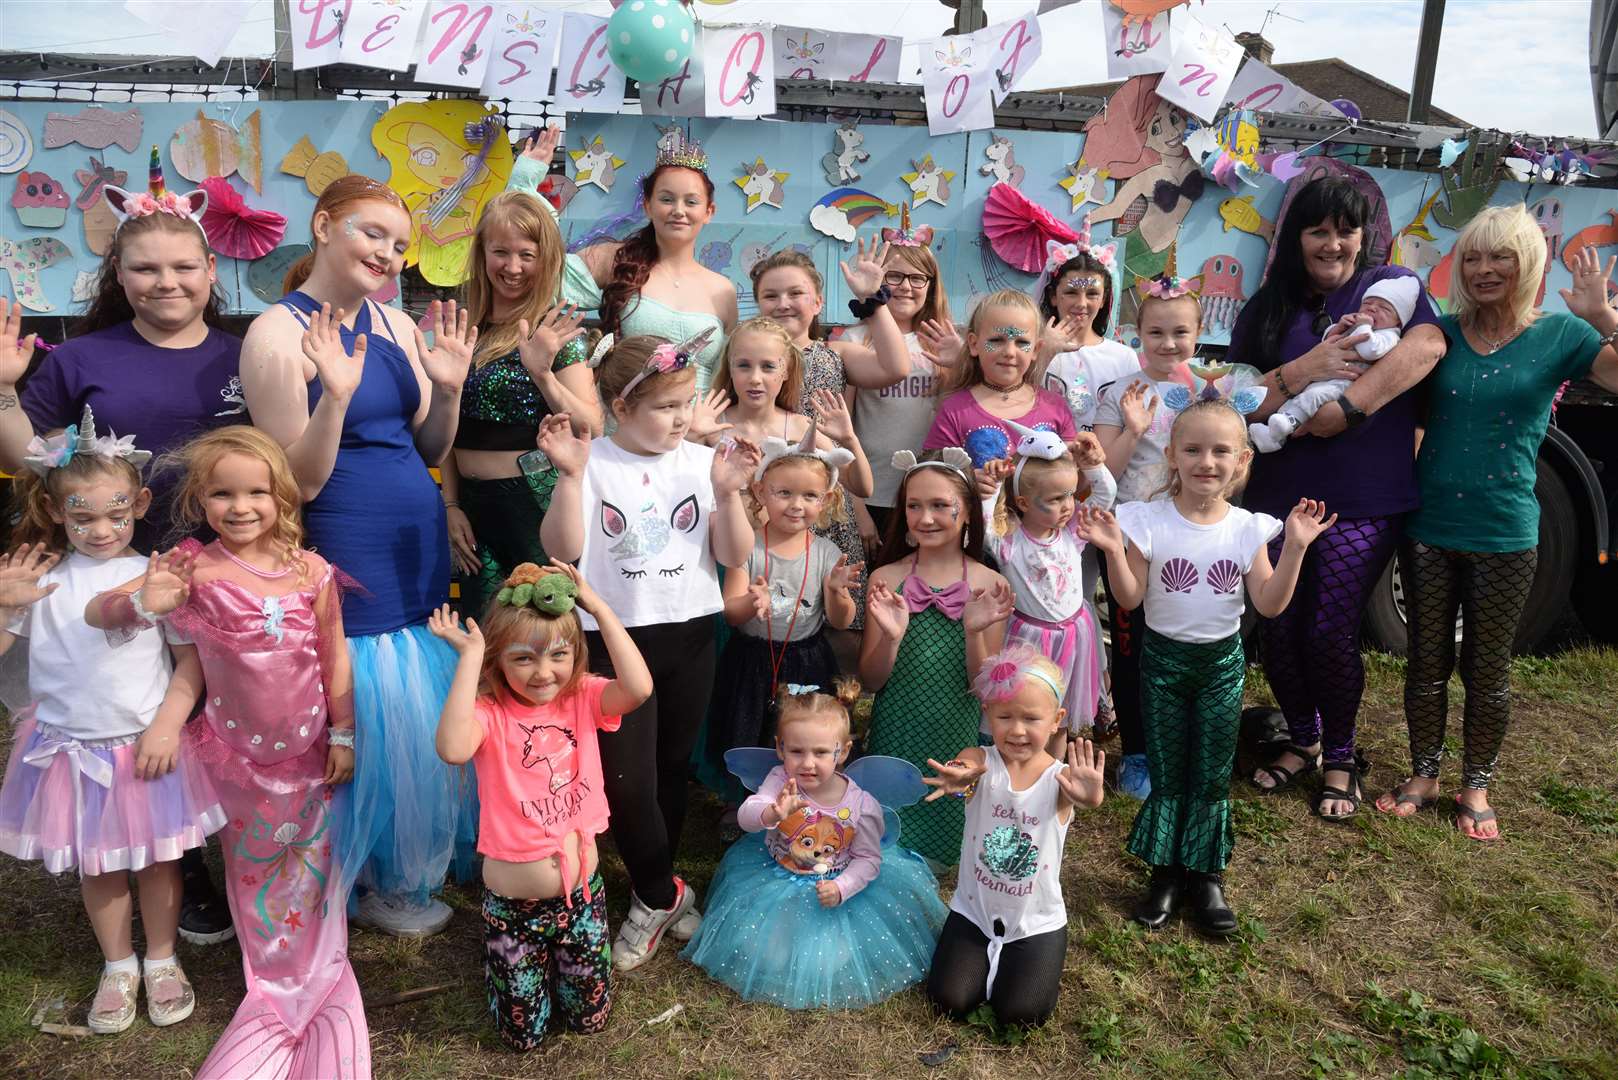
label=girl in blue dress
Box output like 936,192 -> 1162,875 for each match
683,681 -> 947,1009
241,175 -> 481,938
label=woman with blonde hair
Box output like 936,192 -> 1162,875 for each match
1377,205 -> 1618,838
443,189 -> 601,615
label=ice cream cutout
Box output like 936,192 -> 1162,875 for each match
13,171 -> 69,228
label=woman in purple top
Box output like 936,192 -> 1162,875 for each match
0,173 -> 242,949
1229,177 -> 1446,821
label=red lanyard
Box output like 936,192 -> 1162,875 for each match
763,523 -> 812,698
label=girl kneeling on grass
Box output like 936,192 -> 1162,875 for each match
924,645 -> 1106,1028
429,561 -> 651,1049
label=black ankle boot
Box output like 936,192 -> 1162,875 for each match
1131,866 -> 1181,929
1184,871 -> 1237,937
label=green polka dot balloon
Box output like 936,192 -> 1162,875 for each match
607,0 -> 696,85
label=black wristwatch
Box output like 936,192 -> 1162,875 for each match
1340,396 -> 1368,429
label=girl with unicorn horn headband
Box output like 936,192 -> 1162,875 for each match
1036,215 -> 1137,434
0,145 -> 242,949
980,419 -> 1117,756
706,416 -> 864,814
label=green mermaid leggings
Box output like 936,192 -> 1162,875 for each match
1127,628 -> 1246,874
458,470 -> 557,617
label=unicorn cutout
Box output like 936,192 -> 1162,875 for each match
735,158 -> 788,213
979,134 -> 1026,188
569,135 -> 625,193
902,154 -> 955,208
1057,161 -> 1104,215
821,121 -> 870,185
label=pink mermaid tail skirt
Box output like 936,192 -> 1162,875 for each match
191,721 -> 370,1080
0,712 -> 225,876
1006,606 -> 1103,732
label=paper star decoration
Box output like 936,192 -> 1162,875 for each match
733,157 -> 789,213
1057,162 -> 1104,214
900,154 -> 957,208
568,135 -> 627,193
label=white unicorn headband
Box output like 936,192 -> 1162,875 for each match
1004,418 -> 1067,496
756,418 -> 855,490
1034,213 -> 1121,338
891,447 -> 972,483
22,403 -> 152,476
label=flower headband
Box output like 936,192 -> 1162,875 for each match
756,418 -> 855,491
1032,214 -> 1122,338
973,642 -> 1065,704
22,404 -> 152,477
891,447 -> 972,483
1003,418 -> 1067,496
496,563 -> 578,616
881,204 -> 934,248
618,326 -> 718,401
103,145 -> 207,229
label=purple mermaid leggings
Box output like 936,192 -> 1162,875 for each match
1259,515 -> 1403,767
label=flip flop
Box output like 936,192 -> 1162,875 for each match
1453,798 -> 1502,842
1374,779 -> 1438,817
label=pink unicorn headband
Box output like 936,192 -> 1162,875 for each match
881,204 -> 934,248
1136,247 -> 1199,301
973,642 -> 1065,704
617,326 -> 718,401
102,145 -> 207,229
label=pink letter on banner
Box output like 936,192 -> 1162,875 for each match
290,0 -> 352,70
479,2 -> 560,99
1154,14 -> 1242,122
989,16 -> 1041,101
556,11 -> 624,112
340,0 -> 428,72
704,24 -> 775,117
416,1 -> 495,88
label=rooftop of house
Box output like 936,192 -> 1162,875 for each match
1051,32 -> 1472,129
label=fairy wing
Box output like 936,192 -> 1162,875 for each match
879,806 -> 904,849
724,747 -> 782,793
1212,363 -> 1268,416
844,754 -> 929,810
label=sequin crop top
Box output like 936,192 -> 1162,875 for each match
455,337 -> 588,451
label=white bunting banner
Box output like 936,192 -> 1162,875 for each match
1226,57 -> 1343,116
480,2 -> 562,100
339,0 -> 430,72
556,11 -> 625,112
416,1 -> 497,88
917,32 -> 996,135
704,24 -> 776,118
774,26 -> 901,83
984,13 -> 1042,102
1102,2 -> 1172,78
289,0 -> 353,71
124,0 -> 254,68
641,39 -> 707,117
1155,14 -> 1244,123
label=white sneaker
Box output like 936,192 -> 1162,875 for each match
353,893 -> 454,938
669,883 -> 702,942
613,876 -> 697,972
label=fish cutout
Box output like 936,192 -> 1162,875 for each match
1218,195 -> 1274,241
42,106 -> 143,155
0,236 -> 72,312
279,135 -> 349,196
246,243 -> 311,305
169,109 -> 263,193
1438,137 -> 1469,168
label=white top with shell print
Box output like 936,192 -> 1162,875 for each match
575,437 -> 721,630
949,746 -> 1070,995
1115,499 -> 1282,643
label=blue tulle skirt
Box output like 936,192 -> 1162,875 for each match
335,622 -> 477,905
682,832 -> 947,1009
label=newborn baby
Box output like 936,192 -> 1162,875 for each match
1249,276 -> 1420,453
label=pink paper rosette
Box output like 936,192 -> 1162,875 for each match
199,176 -> 286,260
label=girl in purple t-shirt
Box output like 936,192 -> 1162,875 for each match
924,290 -> 1076,500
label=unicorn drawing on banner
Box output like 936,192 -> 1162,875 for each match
782,30 -> 826,79
821,121 -> 870,185
979,133 -> 1026,188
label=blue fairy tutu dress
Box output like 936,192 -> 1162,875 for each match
682,751 -> 947,1009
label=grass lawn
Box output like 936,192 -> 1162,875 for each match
3,648 -> 1616,1079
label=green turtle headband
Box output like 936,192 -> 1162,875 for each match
496,565 -> 578,615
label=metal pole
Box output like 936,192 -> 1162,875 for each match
951,0 -> 988,35
1407,0 -> 1446,123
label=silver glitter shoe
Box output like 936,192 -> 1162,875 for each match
144,961 -> 196,1027
87,969 -> 139,1034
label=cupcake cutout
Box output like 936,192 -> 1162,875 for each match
13,171 -> 69,228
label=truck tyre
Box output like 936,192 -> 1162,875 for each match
1363,459 -> 1578,655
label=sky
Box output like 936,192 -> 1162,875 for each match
4,0 -> 1602,138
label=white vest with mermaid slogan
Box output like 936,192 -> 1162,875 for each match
949,746 -> 1070,994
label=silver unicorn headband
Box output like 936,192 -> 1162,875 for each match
755,418 -> 855,491
891,447 -> 972,482
22,404 -> 152,477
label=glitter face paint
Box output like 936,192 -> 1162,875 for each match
342,215 -> 359,239
65,494 -> 89,509
993,325 -> 1029,339
107,493 -> 130,509
1061,276 -> 1102,292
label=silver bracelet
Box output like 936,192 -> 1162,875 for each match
328,728 -> 355,748
1599,325 -> 1618,351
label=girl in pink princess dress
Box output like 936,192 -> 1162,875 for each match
88,426 -> 368,1079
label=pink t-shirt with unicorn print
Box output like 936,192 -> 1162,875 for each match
473,675 -> 621,891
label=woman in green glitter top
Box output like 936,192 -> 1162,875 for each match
442,189 -> 603,616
